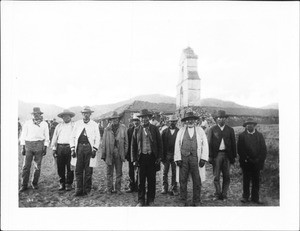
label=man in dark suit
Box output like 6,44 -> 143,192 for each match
125,113 -> 140,193
237,118 -> 267,204
131,109 -> 163,206
207,110 -> 237,201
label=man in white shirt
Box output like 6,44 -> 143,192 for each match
174,110 -> 209,206
19,107 -> 50,192
207,110 -> 237,201
70,106 -> 100,196
51,109 -> 75,191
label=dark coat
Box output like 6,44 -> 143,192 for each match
131,123 -> 163,162
207,124 -> 237,163
126,126 -> 136,161
161,127 -> 179,161
237,129 -> 267,170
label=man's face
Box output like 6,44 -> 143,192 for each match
111,118 -> 119,126
216,117 -> 226,127
33,113 -> 41,120
62,115 -> 71,123
246,124 -> 255,133
82,112 -> 91,121
186,118 -> 195,128
132,119 -> 140,127
140,116 -> 150,126
169,120 -> 177,129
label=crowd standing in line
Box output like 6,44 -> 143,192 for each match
19,106 -> 267,206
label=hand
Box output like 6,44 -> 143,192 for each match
91,150 -> 96,158
71,150 -> 76,158
101,157 -> 106,162
42,146 -> 47,156
176,160 -> 183,168
155,158 -> 161,165
199,159 -> 206,168
133,161 -> 139,167
230,159 -> 235,165
208,157 -> 214,165
53,150 -> 58,158
21,146 -> 26,156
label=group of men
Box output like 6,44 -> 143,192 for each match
19,106 -> 267,206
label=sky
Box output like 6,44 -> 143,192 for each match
2,1 -> 298,108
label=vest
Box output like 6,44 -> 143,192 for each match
142,128 -> 152,154
78,128 -> 89,144
181,127 -> 197,157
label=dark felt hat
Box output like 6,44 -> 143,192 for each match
108,111 -> 121,120
243,118 -> 258,127
32,107 -> 43,114
214,110 -> 229,119
137,109 -> 153,117
181,111 -> 199,122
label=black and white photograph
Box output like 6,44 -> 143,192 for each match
1,1 -> 299,230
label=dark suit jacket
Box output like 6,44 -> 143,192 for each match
161,127 -> 179,161
131,123 -> 163,162
207,124 -> 237,163
237,129 -> 267,170
126,126 -> 136,161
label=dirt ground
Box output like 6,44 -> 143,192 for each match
19,125 -> 279,207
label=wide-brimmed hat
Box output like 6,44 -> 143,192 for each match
181,111 -> 199,122
243,118 -> 258,127
131,113 -> 140,121
214,110 -> 229,119
137,109 -> 152,117
108,111 -> 120,120
81,106 -> 94,114
169,115 -> 178,122
58,109 -> 75,118
32,107 -> 43,114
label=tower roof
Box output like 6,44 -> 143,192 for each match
183,47 -> 198,59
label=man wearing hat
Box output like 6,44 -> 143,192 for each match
237,118 -> 267,204
174,110 -> 209,206
19,107 -> 50,192
51,109 -> 76,191
70,106 -> 100,196
125,113 -> 140,193
131,109 -> 163,206
161,114 -> 179,195
101,111 -> 128,194
207,110 -> 237,201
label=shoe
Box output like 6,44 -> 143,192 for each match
31,183 -> 38,190
74,191 -> 84,197
219,195 -> 227,201
161,189 -> 168,194
58,184 -> 65,191
241,198 -> 249,203
136,202 -> 144,207
19,186 -> 28,192
147,201 -> 155,206
106,189 -> 113,195
171,190 -> 179,196
85,189 -> 91,195
193,200 -> 203,206
111,189 -> 117,194
116,190 -> 122,195
126,188 -> 134,193
251,200 -> 263,205
65,184 -> 72,191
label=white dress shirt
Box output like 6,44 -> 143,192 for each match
19,119 -> 50,146
218,124 -> 226,150
51,121 -> 75,150
188,127 -> 195,138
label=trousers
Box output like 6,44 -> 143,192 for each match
106,148 -> 123,192
179,154 -> 201,202
21,141 -> 44,187
138,153 -> 156,203
213,152 -> 231,197
241,163 -> 261,201
162,154 -> 177,191
128,160 -> 137,190
75,143 -> 93,193
56,144 -> 74,185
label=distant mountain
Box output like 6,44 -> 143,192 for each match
18,95 -> 278,122
200,98 -> 250,108
261,103 -> 279,110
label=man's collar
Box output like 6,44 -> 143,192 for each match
83,119 -> 90,124
247,129 -> 256,135
218,124 -> 225,129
